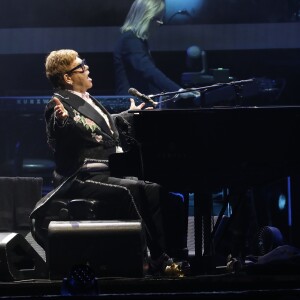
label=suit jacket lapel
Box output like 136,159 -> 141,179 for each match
90,95 -> 119,134
54,90 -> 114,137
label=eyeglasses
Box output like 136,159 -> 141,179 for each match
66,59 -> 87,75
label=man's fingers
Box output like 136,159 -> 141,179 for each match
138,102 -> 146,109
52,96 -> 68,119
52,97 -> 62,106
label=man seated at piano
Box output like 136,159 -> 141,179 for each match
29,49 -> 189,277
113,0 -> 200,108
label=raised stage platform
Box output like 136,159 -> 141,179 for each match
0,230 -> 300,299
1,266 -> 300,299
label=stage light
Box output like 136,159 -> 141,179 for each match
186,45 -> 207,73
61,264 -> 98,296
278,193 -> 287,211
181,44 -> 214,88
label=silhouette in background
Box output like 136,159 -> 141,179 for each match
113,0 -> 199,108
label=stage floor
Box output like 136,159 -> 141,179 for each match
1,272 -> 300,299
0,231 -> 300,299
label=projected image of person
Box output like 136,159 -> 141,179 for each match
113,0 -> 199,107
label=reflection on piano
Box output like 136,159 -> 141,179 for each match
109,105 -> 300,274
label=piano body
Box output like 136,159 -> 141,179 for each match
109,105 -> 300,273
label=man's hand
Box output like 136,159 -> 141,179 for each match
52,97 -> 68,120
129,98 -> 153,110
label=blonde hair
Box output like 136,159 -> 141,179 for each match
45,49 -> 78,88
121,0 -> 165,40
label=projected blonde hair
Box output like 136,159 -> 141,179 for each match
121,0 -> 165,40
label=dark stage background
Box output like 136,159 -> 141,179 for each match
0,0 -> 298,101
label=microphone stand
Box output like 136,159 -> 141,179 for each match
150,78 -> 255,99
150,78 -> 255,108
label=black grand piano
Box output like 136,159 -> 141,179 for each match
109,105 -> 300,274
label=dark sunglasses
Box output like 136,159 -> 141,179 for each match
66,58 -> 86,74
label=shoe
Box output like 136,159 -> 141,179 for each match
148,253 -> 190,277
226,254 -> 243,273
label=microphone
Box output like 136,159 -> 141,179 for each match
128,88 -> 158,107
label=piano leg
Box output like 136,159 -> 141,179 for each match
192,192 -> 214,275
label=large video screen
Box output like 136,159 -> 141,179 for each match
164,0 -> 300,25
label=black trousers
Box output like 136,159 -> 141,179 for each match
65,172 -> 170,260
31,170 -> 186,260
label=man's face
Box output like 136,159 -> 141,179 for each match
65,57 -> 93,93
